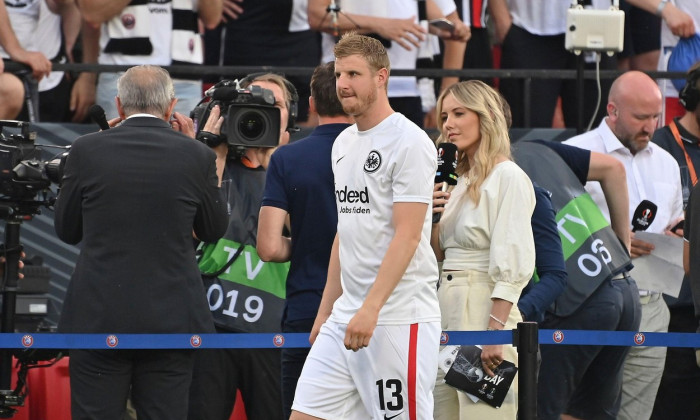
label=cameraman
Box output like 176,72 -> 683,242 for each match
54,65 -> 228,420
188,73 -> 295,420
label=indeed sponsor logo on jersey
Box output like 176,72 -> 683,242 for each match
149,5 -> 169,13
148,0 -> 169,14
336,186 -> 368,203
336,186 -> 371,214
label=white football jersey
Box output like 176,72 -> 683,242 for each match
330,113 -> 441,325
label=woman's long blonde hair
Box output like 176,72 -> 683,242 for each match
435,80 -> 512,204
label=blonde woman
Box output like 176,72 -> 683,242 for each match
431,80 -> 536,419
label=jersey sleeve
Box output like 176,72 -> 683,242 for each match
391,134 -> 436,204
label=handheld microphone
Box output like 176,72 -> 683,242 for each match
631,199 -> 658,232
433,142 -> 458,223
88,104 -> 110,131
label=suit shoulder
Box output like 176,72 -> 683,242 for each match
177,138 -> 218,164
70,130 -> 109,150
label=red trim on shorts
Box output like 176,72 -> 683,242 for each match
408,323 -> 418,420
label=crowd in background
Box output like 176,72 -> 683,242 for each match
2,0 -> 697,129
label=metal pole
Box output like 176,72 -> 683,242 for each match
515,321 -> 538,420
576,54 -> 585,134
18,74 -> 39,123
523,78 -> 532,129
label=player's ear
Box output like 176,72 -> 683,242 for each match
376,68 -> 389,89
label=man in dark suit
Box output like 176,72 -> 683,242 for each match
54,65 -> 228,420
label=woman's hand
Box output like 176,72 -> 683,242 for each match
432,183 -> 451,217
481,343 -> 505,377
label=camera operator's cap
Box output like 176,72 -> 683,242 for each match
668,34 -> 700,92
239,72 -> 299,132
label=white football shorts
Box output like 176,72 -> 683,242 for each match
292,320 -> 441,420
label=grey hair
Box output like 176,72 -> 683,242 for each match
117,65 -> 175,117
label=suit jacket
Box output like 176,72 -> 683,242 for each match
54,116 -> 228,334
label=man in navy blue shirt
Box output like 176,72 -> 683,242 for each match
257,61 -> 353,419
518,184 -> 568,324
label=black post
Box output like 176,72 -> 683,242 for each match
523,78 -> 532,129
576,54 -> 585,134
20,76 -> 39,124
515,321 -> 538,420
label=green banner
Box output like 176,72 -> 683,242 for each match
556,193 -> 611,259
199,239 -> 288,299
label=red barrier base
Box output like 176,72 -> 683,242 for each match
8,357 -> 248,420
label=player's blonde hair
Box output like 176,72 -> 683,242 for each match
334,33 -> 390,87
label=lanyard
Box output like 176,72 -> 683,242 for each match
669,120 -> 698,186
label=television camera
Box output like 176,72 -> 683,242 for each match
191,80 -> 281,153
0,120 -> 68,417
0,120 -> 67,217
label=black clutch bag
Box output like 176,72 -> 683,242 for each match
443,345 -> 518,409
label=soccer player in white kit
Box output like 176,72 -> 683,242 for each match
290,33 -> 442,420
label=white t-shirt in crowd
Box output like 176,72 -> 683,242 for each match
0,0 -> 63,91
507,0 -> 616,36
322,0 -> 456,98
99,1 -> 173,65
